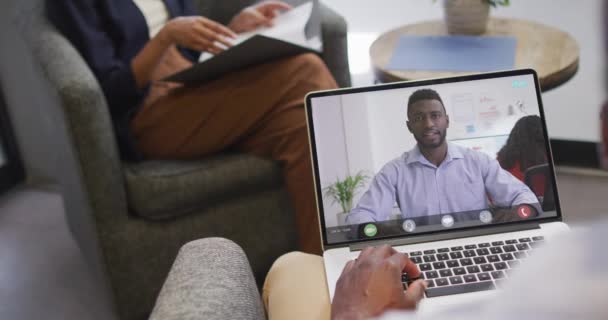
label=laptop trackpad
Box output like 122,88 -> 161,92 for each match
417,290 -> 496,316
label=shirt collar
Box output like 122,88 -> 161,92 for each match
447,143 -> 465,161
405,144 -> 425,165
405,142 -> 464,166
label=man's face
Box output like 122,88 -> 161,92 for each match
406,99 -> 449,149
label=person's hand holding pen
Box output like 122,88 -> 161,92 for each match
331,245 -> 427,320
228,1 -> 293,33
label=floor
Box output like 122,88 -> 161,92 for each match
554,167 -> 608,223
0,188 -> 117,320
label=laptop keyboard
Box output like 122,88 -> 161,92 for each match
402,236 -> 545,297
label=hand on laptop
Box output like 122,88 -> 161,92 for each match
331,245 -> 427,320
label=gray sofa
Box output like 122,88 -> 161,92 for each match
12,0 -> 350,319
150,238 -> 268,320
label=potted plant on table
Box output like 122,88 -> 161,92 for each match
440,0 -> 510,35
323,171 -> 369,226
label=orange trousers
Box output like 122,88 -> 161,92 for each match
131,48 -> 337,254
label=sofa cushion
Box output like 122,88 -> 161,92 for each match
124,153 -> 284,220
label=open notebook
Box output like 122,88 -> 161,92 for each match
164,2 -> 321,84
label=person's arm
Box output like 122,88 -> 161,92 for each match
481,154 -> 539,207
346,168 -> 398,225
47,0 -> 145,113
134,0 -> 294,87
131,16 -> 236,88
331,245 -> 426,320
47,1 -> 236,108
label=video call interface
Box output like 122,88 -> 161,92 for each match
309,73 -> 559,245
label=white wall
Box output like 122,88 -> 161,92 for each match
364,74 -> 541,162
322,0 -> 605,143
310,95 -> 348,227
364,87 -> 417,170
311,94 -> 378,227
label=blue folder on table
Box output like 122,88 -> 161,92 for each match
387,35 -> 516,72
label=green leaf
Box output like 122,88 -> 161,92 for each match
323,171 -> 370,213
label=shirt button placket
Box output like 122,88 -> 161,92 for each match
434,166 -> 443,214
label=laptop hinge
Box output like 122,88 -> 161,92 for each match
348,223 -> 541,252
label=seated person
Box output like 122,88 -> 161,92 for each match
48,0 -> 338,254
346,89 -> 538,225
497,115 -> 547,196
262,220 -> 608,320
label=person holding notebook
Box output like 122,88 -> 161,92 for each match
346,89 -> 539,226
47,0 -> 338,254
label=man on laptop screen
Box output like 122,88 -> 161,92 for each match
347,88 -> 539,227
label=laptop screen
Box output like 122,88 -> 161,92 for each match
306,70 -> 561,246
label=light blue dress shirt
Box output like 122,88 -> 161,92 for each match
346,143 -> 539,225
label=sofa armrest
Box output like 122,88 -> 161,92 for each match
319,2 -> 351,88
149,238 -> 266,320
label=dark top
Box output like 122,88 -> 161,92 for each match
46,0 -> 201,160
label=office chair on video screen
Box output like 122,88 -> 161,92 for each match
524,164 -> 555,212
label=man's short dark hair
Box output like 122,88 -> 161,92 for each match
407,89 -> 446,114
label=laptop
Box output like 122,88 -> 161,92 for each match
304,69 -> 569,315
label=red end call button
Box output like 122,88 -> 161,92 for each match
517,205 -> 533,219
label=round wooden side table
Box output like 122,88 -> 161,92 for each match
369,18 -> 580,91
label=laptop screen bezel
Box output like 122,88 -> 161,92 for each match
305,69 -> 563,249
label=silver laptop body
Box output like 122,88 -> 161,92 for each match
304,69 -> 569,315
